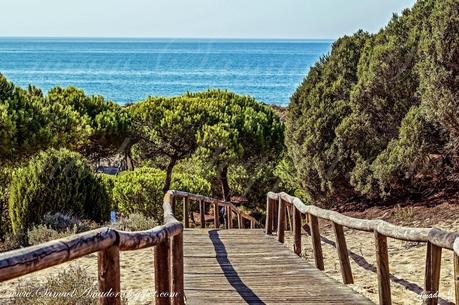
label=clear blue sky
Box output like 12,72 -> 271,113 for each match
1,0 -> 416,39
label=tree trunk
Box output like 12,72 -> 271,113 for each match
219,165 -> 230,201
163,158 -> 177,193
126,152 -> 135,171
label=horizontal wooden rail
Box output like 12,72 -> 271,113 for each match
0,190 -> 185,305
169,190 -> 262,229
266,191 -> 459,305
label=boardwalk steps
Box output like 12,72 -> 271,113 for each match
183,229 -> 373,305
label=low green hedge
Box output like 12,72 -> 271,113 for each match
8,148 -> 110,233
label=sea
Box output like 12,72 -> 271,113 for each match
0,38 -> 332,106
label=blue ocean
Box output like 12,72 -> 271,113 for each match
0,38 -> 332,105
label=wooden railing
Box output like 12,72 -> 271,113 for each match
266,192 -> 459,305
171,190 -> 262,229
0,191 -> 185,305
0,190 -> 260,305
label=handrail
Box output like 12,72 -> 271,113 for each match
266,191 -> 459,305
0,190 -> 261,305
169,190 -> 262,229
0,191 -> 185,305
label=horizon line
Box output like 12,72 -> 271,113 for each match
0,35 -> 336,41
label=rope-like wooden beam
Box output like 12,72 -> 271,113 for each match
0,191 -> 184,283
267,192 -> 459,255
169,190 -> 262,227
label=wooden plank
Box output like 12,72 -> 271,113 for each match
155,240 -> 170,305
277,198 -> 286,243
454,253 -> 459,305
170,233 -> 185,305
183,197 -> 190,228
309,214 -> 324,271
199,200 -> 205,229
293,207 -> 302,256
424,242 -> 442,305
333,222 -> 353,284
98,245 -> 121,305
183,229 -> 373,305
375,231 -> 391,305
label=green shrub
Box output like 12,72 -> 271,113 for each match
112,167 -> 212,223
98,173 -> 117,210
112,168 -> 165,222
8,149 -> 110,234
0,166 -> 13,238
286,0 -> 457,205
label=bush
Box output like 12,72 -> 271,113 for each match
41,212 -> 94,233
112,167 -> 212,223
8,149 -> 110,234
98,173 -> 117,211
112,168 -> 165,222
0,166 -> 13,238
27,213 -> 98,246
10,264 -> 99,305
286,0 -> 458,206
111,213 -> 159,231
0,232 -> 23,252
27,225 -> 75,246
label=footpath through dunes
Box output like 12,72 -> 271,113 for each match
183,229 -> 373,305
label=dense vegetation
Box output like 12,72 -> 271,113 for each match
0,74 -> 283,242
8,149 -> 110,234
287,0 -> 458,206
0,0 -> 457,247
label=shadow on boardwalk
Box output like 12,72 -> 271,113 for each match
208,229 -> 266,305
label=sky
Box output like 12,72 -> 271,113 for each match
0,0 -> 417,39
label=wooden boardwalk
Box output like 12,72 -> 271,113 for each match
183,229 -> 373,305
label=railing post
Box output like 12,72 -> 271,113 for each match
375,231 -> 391,305
332,222 -> 353,284
171,195 -> 176,215
213,202 -> 220,228
293,206 -> 302,256
98,245 -> 121,305
183,197 -> 189,228
154,239 -> 170,305
250,219 -> 255,229
266,197 -> 274,234
199,200 -> 205,228
237,213 -> 242,229
170,232 -> 185,305
272,198 -> 278,232
454,253 -> 459,305
277,198 -> 285,243
309,214 -> 324,270
424,242 -> 442,305
227,206 -> 232,229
